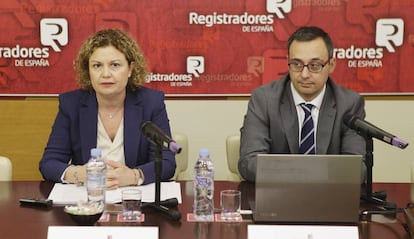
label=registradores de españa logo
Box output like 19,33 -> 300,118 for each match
0,18 -> 68,67
188,0 -> 293,33
335,18 -> 404,68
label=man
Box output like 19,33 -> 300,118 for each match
238,26 -> 366,182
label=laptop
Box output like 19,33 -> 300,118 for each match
403,207 -> 414,239
252,154 -> 363,223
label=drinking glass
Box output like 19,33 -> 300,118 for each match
220,190 -> 241,221
122,189 -> 142,220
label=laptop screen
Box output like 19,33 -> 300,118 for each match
253,154 -> 363,223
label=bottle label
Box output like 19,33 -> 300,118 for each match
194,176 -> 212,188
87,173 -> 105,184
87,172 -> 105,202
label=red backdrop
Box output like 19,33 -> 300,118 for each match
0,0 -> 413,96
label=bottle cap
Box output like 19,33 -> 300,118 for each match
199,149 -> 210,157
90,148 -> 102,157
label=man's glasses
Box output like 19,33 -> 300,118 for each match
288,59 -> 331,73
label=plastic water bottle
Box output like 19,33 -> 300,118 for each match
193,149 -> 214,221
86,148 -> 106,212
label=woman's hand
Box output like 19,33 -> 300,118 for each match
64,164 -> 87,185
105,160 -> 136,190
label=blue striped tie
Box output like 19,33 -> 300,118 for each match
299,103 -> 315,154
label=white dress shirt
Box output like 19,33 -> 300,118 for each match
290,83 -> 326,146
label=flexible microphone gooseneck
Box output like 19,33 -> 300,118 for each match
343,114 -> 409,149
141,121 -> 182,153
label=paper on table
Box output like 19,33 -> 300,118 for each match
48,181 -> 182,205
47,183 -> 88,205
106,182 -> 182,204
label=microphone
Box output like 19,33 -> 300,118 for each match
343,114 -> 408,149
141,203 -> 182,221
141,121 -> 182,153
142,198 -> 179,208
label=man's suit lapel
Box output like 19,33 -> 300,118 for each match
316,85 -> 336,154
80,91 -> 98,163
280,83 -> 301,153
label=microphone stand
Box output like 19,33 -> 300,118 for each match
155,144 -> 162,206
361,134 -> 397,211
141,144 -> 181,221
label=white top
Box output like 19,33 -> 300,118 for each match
60,116 -> 126,182
97,115 -> 126,166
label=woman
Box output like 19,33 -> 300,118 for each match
39,28 -> 176,189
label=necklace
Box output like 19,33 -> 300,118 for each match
100,108 -> 122,119
106,112 -> 116,119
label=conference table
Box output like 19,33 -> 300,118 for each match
0,180 -> 412,239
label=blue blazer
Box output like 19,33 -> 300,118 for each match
39,87 -> 176,184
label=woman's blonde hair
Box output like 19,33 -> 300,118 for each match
74,28 -> 148,91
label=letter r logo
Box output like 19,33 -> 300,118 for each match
376,18 -> 404,53
266,0 -> 292,19
247,57 -> 263,77
187,56 -> 205,78
40,18 -> 68,52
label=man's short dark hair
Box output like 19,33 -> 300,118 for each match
287,26 -> 334,58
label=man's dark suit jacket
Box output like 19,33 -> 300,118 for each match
39,87 -> 176,184
239,75 -> 366,182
